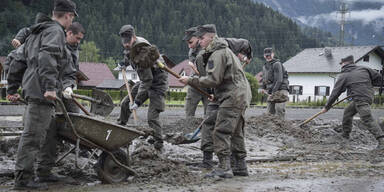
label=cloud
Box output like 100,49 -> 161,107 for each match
297,5 -> 384,27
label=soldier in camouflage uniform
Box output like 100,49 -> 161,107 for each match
261,47 -> 289,119
321,55 -> 384,149
183,26 -> 208,117
180,24 -> 252,178
118,25 -> 168,150
6,0 -> 78,190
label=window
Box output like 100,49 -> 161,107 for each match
363,55 -> 369,62
314,86 -> 330,96
289,85 -> 303,95
131,73 -> 137,80
180,70 -> 186,77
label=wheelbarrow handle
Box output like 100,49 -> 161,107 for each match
71,93 -> 100,104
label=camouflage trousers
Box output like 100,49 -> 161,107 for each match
185,85 -> 208,117
343,100 -> 384,139
119,82 -> 165,141
213,106 -> 247,158
15,101 -> 56,182
200,103 -> 219,152
267,90 -> 288,120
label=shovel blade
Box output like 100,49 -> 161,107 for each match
90,89 -> 114,116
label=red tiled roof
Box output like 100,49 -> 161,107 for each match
78,62 -> 115,87
168,59 -> 194,88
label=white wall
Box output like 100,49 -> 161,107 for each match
356,52 -> 382,70
118,70 -> 139,82
288,73 -> 347,102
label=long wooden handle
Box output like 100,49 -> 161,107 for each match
122,68 -> 138,124
72,98 -> 91,116
299,96 -> 351,127
157,61 -> 212,98
71,93 -> 100,104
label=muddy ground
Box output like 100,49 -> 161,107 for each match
1,107 -> 384,191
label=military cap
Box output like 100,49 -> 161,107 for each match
54,0 -> 78,17
264,47 -> 273,56
194,24 -> 217,37
119,25 -> 135,44
340,55 -> 354,64
183,26 -> 198,41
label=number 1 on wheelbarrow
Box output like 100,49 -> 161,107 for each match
106,129 -> 112,141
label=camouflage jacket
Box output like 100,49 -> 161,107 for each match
325,64 -> 381,110
123,37 -> 168,105
188,36 -> 252,108
261,58 -> 289,94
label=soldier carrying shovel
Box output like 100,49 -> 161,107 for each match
117,25 -> 168,151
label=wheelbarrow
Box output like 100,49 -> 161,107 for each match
55,98 -> 145,183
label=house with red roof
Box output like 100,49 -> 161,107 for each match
78,62 -> 115,89
168,59 -> 193,92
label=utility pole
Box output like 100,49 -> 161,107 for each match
337,1 -> 349,46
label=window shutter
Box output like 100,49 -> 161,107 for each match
314,86 -> 319,95
326,87 -> 330,96
299,86 -> 303,95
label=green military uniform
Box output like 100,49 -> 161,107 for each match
7,11 -> 76,188
261,54 -> 289,119
185,45 -> 209,117
118,35 -> 168,150
188,29 -> 252,177
324,55 -> 384,148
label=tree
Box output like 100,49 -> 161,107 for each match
104,57 -> 119,78
245,72 -> 260,104
79,41 -> 101,63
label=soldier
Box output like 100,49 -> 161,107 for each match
10,19 -> 84,113
6,0 -> 77,190
261,47 -> 289,119
117,25 -> 168,151
183,26 -> 208,117
179,24 -> 252,178
321,55 -> 384,149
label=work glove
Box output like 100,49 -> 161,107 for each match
130,102 -> 139,111
63,87 -> 73,99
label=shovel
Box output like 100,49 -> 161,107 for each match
299,96 -> 351,127
176,118 -> 207,145
70,89 -> 114,117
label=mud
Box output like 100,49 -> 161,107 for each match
1,108 -> 384,191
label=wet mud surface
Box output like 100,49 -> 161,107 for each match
1,107 -> 384,191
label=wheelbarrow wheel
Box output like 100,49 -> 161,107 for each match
95,149 -> 130,183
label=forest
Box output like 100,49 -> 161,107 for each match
0,0 -> 336,74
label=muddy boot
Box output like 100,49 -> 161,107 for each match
232,156 -> 249,176
341,131 -> 350,139
13,172 -> 48,190
154,139 -> 164,151
36,172 -> 67,183
198,151 -> 214,169
376,136 -> 384,150
205,155 -> 233,178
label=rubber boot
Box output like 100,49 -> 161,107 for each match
232,156 -> 249,176
376,136 -> 384,150
199,151 -> 214,169
13,171 -> 48,190
341,131 -> 350,139
205,155 -> 233,178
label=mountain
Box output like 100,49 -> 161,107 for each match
252,0 -> 384,46
0,0 -> 336,74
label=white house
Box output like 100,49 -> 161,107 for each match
117,65 -> 140,83
283,46 -> 384,102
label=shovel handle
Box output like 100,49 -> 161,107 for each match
157,61 -> 212,99
71,93 -> 100,104
72,98 -> 91,116
122,68 -> 138,124
299,96 -> 351,127
190,118 -> 207,140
